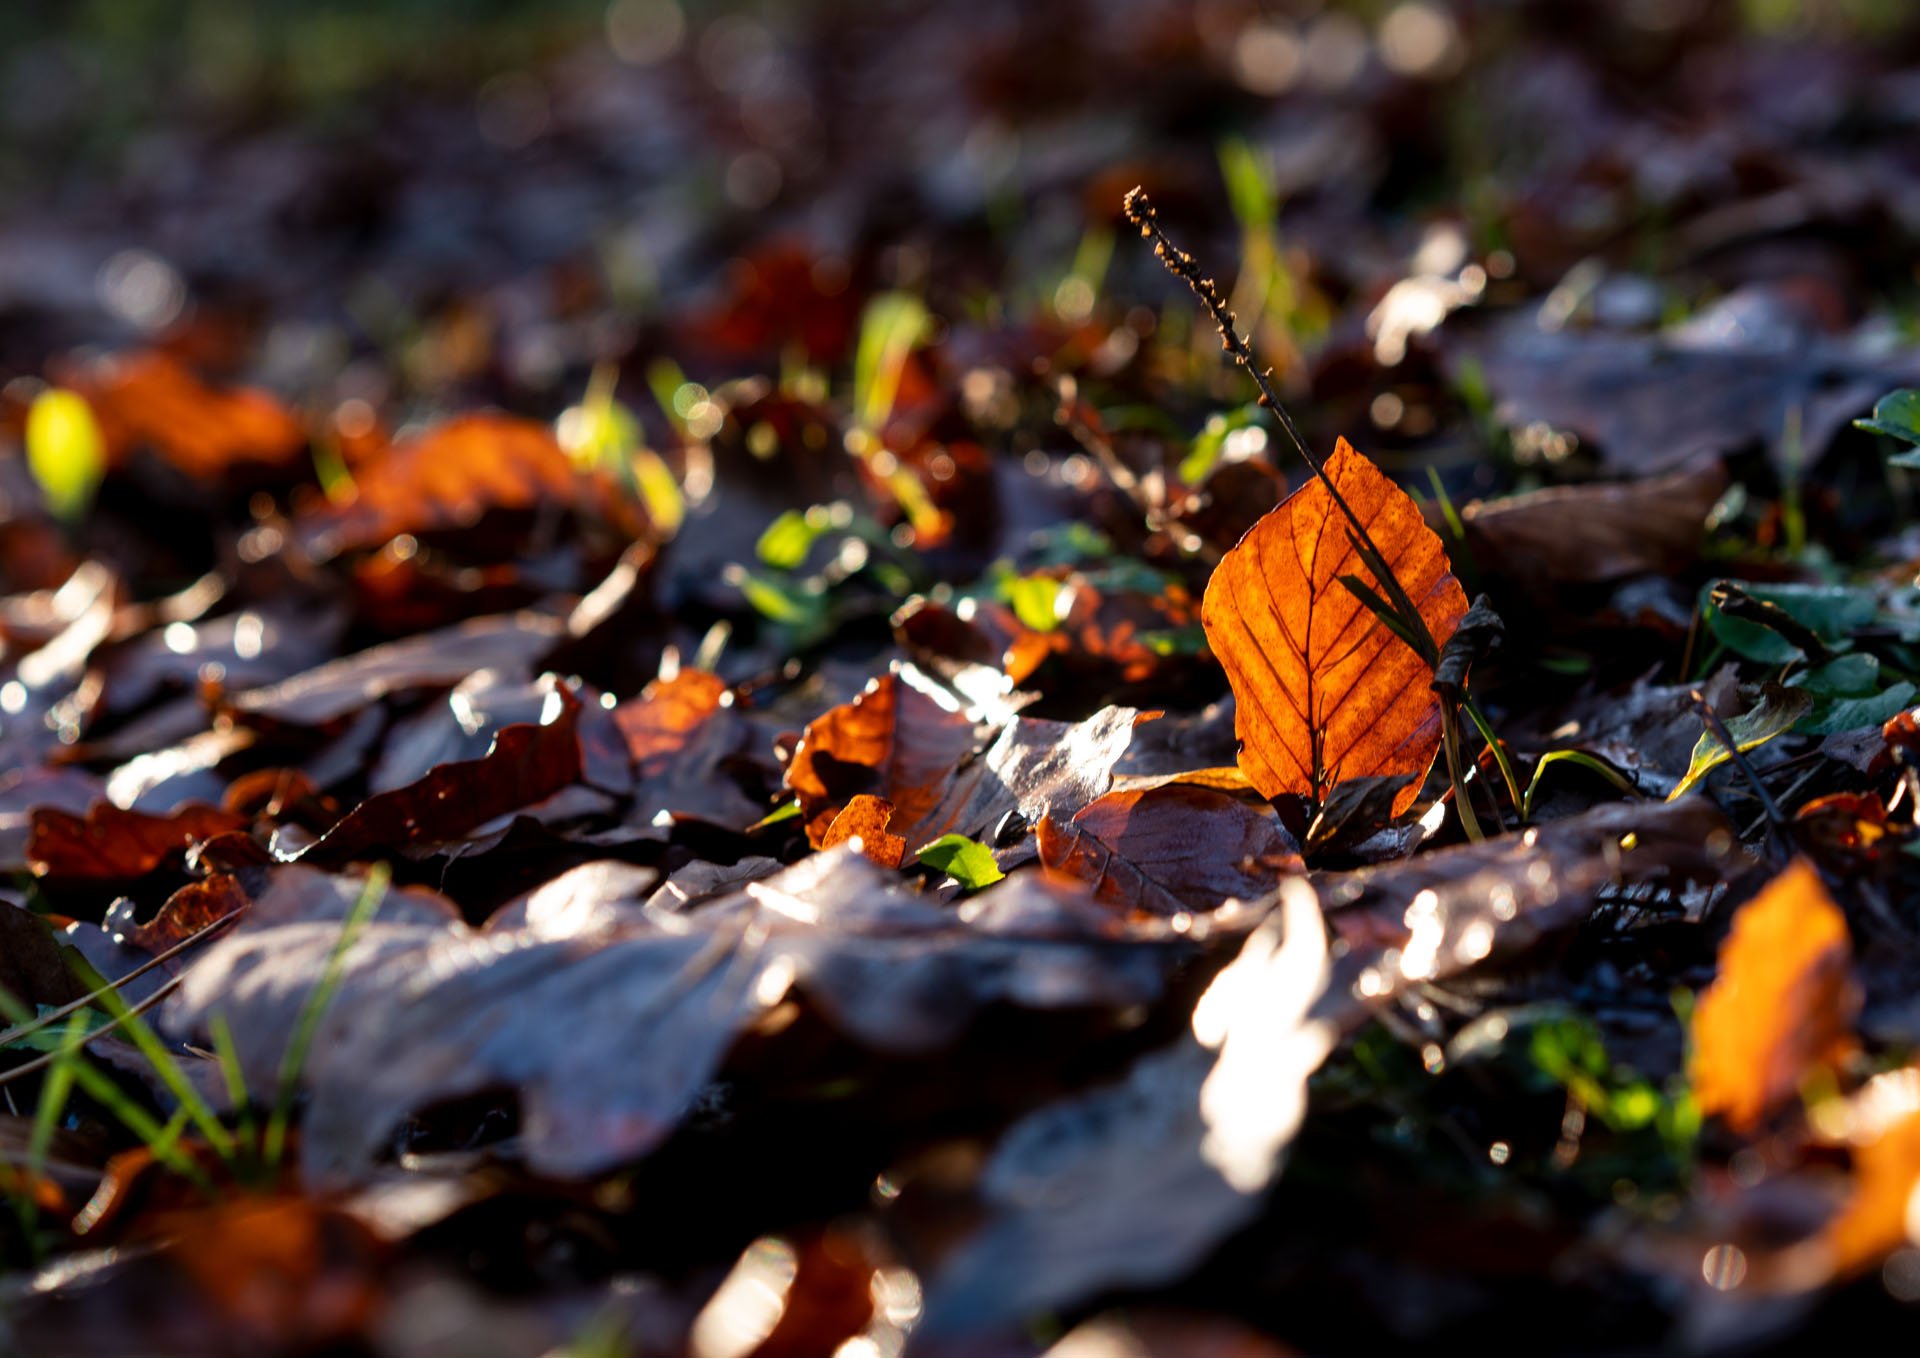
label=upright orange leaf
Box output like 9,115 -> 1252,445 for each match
1200,438 -> 1467,815
1690,858 -> 1858,1133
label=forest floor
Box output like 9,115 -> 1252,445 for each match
5,2 -> 1920,1354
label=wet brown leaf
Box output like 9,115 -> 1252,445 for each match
1200,439 -> 1468,816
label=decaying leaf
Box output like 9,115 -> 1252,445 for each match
1037,785 -> 1301,915
1670,685 -> 1813,800
1200,438 -> 1468,816
1690,859 -> 1858,1134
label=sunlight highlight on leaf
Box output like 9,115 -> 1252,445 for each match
1200,438 -> 1467,816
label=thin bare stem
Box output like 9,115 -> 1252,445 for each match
1123,187 -> 1438,664
0,974 -> 185,1090
1690,689 -> 1786,844
0,909 -> 243,1053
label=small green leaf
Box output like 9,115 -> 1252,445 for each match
1796,681 -> 1916,737
853,292 -> 930,433
727,566 -> 827,629
632,447 -> 685,537
1670,686 -> 1814,799
1789,653 -> 1880,698
1004,574 -> 1064,632
748,799 -> 803,831
757,506 -> 833,570
915,834 -> 1005,889
1854,388 -> 1920,447
25,388 -> 107,523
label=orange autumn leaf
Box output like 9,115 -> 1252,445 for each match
1200,438 -> 1467,816
1690,858 -> 1858,1134
298,413 -> 582,558
60,351 -> 305,479
1822,1101 -> 1920,1277
784,669 -> 978,848
819,794 -> 908,868
614,669 -> 733,779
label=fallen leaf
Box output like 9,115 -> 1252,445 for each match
819,794 -> 908,868
57,351 -> 305,480
1322,797 -> 1734,997
1461,461 -> 1728,585
1037,785 -> 1301,915
294,413 -> 585,560
919,880 -> 1333,1338
27,801 -> 248,888
1822,1104 -> 1920,1277
1690,859 -> 1858,1134
1670,685 -> 1814,800
296,688 -> 584,866
167,850 -> 1184,1184
785,667 -> 980,849
1200,438 -> 1468,816
227,612 -> 565,727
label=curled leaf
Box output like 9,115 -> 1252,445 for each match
819,794 -> 907,868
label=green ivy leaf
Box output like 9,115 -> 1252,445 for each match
1796,681 -> 1916,737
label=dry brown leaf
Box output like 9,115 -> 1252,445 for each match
1461,460 -> 1728,585
1200,438 -> 1467,816
1036,785 -> 1300,915
1690,858 -> 1858,1134
819,794 -> 907,868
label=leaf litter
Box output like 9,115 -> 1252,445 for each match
8,5 -> 1920,1355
